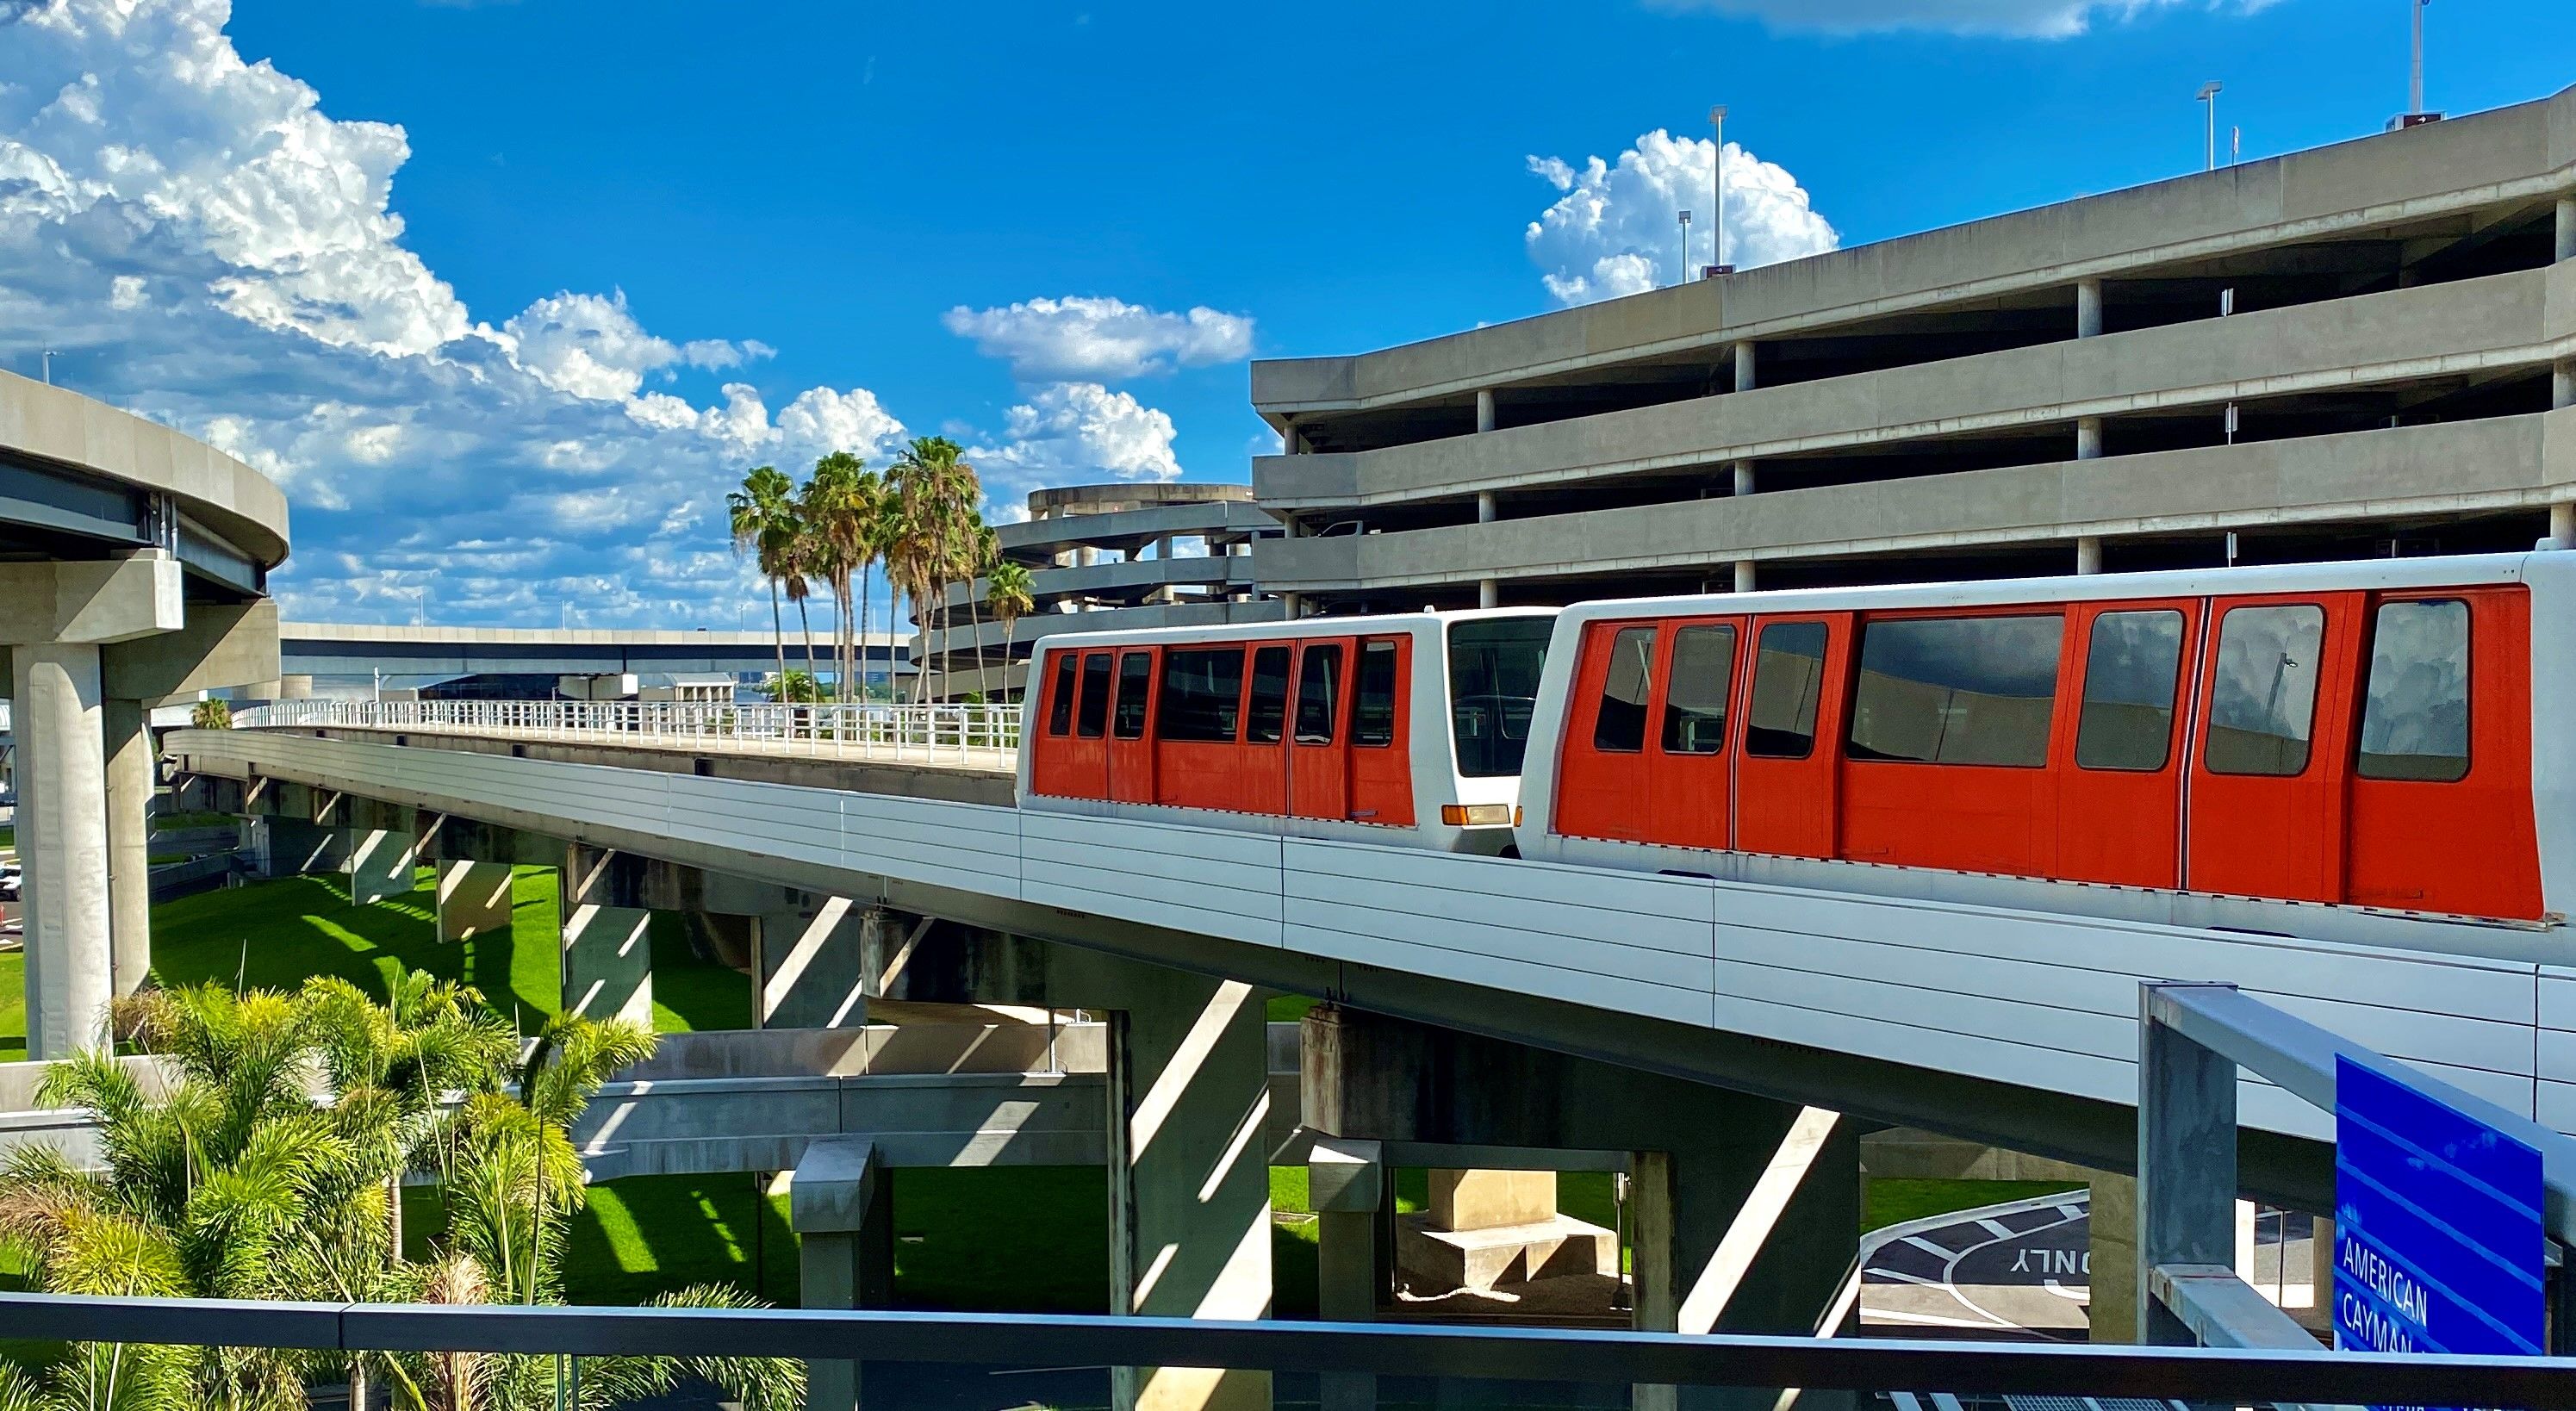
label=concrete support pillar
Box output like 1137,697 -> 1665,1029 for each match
2088,1172 -> 2140,1343
2554,358 -> 2574,410
793,1138 -> 893,1411
560,842 -> 653,1025
2552,502 -> 2576,550
1474,388 -> 1496,433
262,816 -> 348,878
2075,536 -> 2104,576
1731,461 -> 1756,497
1732,341 -> 1757,392
2075,277 -> 2105,339
2137,989 -> 2237,1346
435,861 -> 515,943
1633,1109 -> 1862,1411
2075,415 -> 2104,461
1308,1139 -> 1384,1411
1477,579 -> 1499,610
1281,593 -> 1303,620
101,698 -> 152,997
346,814 -> 417,907
10,644 -> 112,1058
1733,559 -> 1757,594
1476,490 -> 1496,523
756,893 -> 869,1029
2558,195 -> 2576,263
1055,949 -> 1272,1411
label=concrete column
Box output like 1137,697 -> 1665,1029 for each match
1476,490 -> 1496,523
1474,388 -> 1496,433
2076,277 -> 2105,338
1308,1139 -> 1384,1411
263,816 -> 349,878
2552,503 -> 2576,550
2075,536 -> 2105,576
1477,580 -> 1499,610
2554,358 -> 2574,409
1055,949 -> 1272,1411
1731,461 -> 1756,497
101,698 -> 152,997
435,861 -> 515,943
2137,991 -> 2237,1346
793,1138 -> 893,1411
2075,415 -> 2104,461
10,644 -> 112,1058
756,893 -> 869,1029
2088,1172 -> 2139,1343
2558,195 -> 2576,263
1281,593 -> 1303,620
346,814 -> 417,906
1732,341 -> 1757,392
560,842 -> 653,1026
1732,559 -> 1757,594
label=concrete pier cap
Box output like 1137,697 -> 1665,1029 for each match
0,372 -> 289,1057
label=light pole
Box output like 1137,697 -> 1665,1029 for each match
1677,210 -> 1693,289
38,349 -> 58,386
2197,82 -> 2223,171
1708,105 -> 1728,276
2410,0 -> 2430,117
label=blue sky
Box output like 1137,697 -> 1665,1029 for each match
5,0 -> 2573,626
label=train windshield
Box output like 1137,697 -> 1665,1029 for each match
1447,618 -> 1555,778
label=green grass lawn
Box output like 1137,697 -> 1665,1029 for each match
1867,1178 -> 2085,1232
150,867 -> 750,1033
0,952 -> 21,1060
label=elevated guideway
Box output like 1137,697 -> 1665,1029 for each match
172,703 -> 2576,1205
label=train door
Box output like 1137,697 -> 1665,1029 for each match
1242,643 -> 1293,816
1030,650 -> 1085,798
1733,613 -> 1847,859
2052,600 -> 2200,888
1106,648 -> 1157,805
2185,592 -> 2363,904
1067,649 -> 1116,798
2343,588 -> 2543,919
1346,635 -> 1416,827
1289,639 -> 1350,822
1647,618 -> 1744,851
1557,620 -> 1658,842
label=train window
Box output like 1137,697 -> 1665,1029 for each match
1591,627 -> 1657,754
1113,652 -> 1154,740
1047,654 -> 1079,737
1076,653 -> 1113,738
1248,646 -> 1291,744
2357,599 -> 2470,782
1745,622 -> 1829,758
2075,611 -> 2185,772
1353,641 -> 1399,747
2205,605 -> 2325,776
1449,618 -> 1552,778
1660,625 -> 1736,755
1849,615 -> 2063,768
1295,644 -> 1342,744
1159,648 -> 1247,743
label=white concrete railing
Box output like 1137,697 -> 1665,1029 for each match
234,698 -> 1022,768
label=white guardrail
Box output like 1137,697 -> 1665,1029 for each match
235,699 -> 1023,768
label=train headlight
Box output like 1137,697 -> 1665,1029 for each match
1440,804 -> 1515,828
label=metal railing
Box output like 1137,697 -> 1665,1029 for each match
3,1293 -> 2573,1406
232,698 -> 1022,767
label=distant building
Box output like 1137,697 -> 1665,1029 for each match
919,482 -> 1285,699
1252,83 -> 2576,612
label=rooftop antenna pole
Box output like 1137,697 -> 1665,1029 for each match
2410,0 -> 2428,117
1708,105 -> 1729,275
2198,82 -> 2223,171
1677,209 -> 1693,288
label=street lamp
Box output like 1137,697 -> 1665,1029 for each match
2197,82 -> 2223,171
1677,210 -> 1693,289
2392,0 -> 2442,127
1706,105 -> 1730,277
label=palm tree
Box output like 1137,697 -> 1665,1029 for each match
727,467 -> 801,691
800,452 -> 879,704
190,697 -> 233,730
886,438 -> 987,704
986,557 -> 1036,695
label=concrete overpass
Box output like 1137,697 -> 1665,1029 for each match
277,622 -> 912,690
0,370 -> 286,1059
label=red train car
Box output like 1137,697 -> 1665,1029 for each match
1517,554 -> 2576,931
1017,610 -> 1559,853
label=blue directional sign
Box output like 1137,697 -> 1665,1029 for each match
2333,1054 -> 2545,1408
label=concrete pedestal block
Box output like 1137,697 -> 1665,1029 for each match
2089,1171 -> 2139,1344
346,821 -> 416,906
263,817 -> 348,878
1398,1212 -> 1618,1291
436,861 -> 515,943
758,896 -> 869,1029
1053,949 -> 1272,1411
561,844 -> 653,1025
793,1138 -> 893,1411
1429,1168 -> 1554,1231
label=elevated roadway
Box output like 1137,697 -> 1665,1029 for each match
168,707 -> 2576,1209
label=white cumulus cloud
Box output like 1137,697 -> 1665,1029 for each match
970,382 -> 1182,500
0,0 -> 907,626
942,295 -> 1255,382
1646,0 -> 2276,39
1527,131 -> 1839,306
